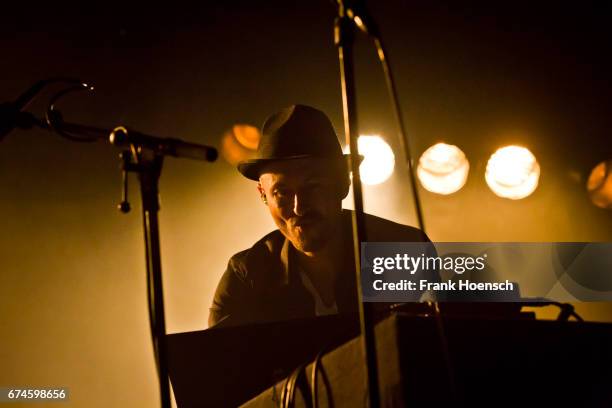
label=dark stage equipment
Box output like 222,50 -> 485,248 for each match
167,313 -> 612,407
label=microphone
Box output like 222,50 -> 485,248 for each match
110,126 -> 218,162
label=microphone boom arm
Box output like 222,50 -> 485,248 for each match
40,110 -> 218,162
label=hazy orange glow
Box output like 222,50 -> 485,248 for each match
220,124 -> 260,166
587,160 -> 612,209
233,124 -> 260,150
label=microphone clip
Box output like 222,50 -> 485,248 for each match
116,143 -> 165,214
118,150 -> 134,213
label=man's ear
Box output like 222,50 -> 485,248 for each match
257,182 -> 268,205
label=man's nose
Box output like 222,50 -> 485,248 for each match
293,193 -> 310,216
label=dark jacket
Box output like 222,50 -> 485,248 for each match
209,210 -> 431,327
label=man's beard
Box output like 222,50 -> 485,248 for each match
288,215 -> 330,253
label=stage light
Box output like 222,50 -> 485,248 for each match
233,124 -> 259,150
587,160 -> 612,209
220,124 -> 260,166
485,145 -> 539,199
344,135 -> 395,185
417,143 -> 469,195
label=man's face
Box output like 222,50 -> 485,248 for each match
258,158 -> 348,254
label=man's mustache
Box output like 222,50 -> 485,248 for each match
291,213 -> 323,227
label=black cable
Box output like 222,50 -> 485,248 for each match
45,84 -> 97,142
311,351 -> 324,408
281,363 -> 310,408
281,373 -> 291,408
370,23 -> 462,400
363,20 -> 457,399
13,77 -> 85,111
2,78 -> 90,141
372,36 -> 426,232
335,3 -> 426,233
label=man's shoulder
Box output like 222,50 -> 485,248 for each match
226,230 -> 285,278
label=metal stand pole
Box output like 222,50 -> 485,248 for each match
334,5 -> 380,408
131,148 -> 172,408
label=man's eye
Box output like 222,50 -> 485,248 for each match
274,189 -> 288,198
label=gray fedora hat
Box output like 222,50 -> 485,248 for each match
238,104 -> 356,181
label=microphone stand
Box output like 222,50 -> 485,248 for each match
54,121 -> 193,408
60,120 -> 215,408
332,2 -> 456,403
1,86 -> 217,408
98,135 -> 174,408
334,3 -> 380,408
121,145 -> 172,408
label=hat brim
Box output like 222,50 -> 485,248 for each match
238,154 -> 364,181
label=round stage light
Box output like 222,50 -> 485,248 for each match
485,145 -> 540,199
220,124 -> 260,166
417,143 -> 469,195
587,160 -> 612,209
345,135 -> 395,185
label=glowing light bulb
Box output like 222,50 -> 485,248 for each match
220,124 -> 260,166
344,135 -> 395,185
417,143 -> 469,195
485,145 -> 540,199
587,160 -> 612,209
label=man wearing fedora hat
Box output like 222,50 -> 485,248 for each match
208,104 -> 431,327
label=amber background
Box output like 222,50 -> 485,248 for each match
1,1 -> 611,407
